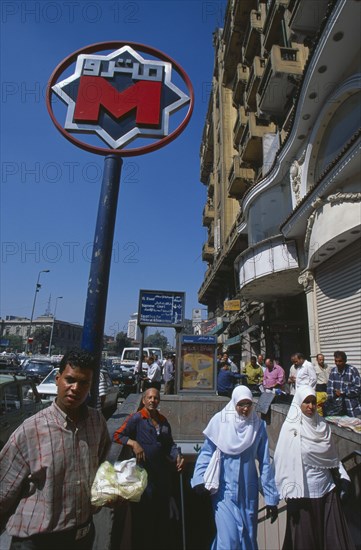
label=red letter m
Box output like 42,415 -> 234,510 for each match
74,76 -> 162,127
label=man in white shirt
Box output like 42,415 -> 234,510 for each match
293,352 -> 317,389
143,356 -> 162,391
287,355 -> 299,395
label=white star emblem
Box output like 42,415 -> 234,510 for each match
52,45 -> 190,149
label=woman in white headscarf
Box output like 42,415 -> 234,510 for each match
274,385 -> 354,549
191,386 -> 279,550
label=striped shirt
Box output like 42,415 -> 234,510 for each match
327,364 -> 361,417
0,401 -> 110,537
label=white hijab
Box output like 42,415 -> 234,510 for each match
203,386 -> 261,456
274,385 -> 339,499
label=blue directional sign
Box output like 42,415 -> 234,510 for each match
181,335 -> 217,345
138,290 -> 185,327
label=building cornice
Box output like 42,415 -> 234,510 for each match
238,0 -> 352,229
282,135 -> 361,237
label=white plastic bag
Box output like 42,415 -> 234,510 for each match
91,459 -> 148,506
203,447 -> 221,494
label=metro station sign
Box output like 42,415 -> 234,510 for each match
47,41 -> 194,156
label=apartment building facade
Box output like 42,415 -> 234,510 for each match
199,0 -> 360,370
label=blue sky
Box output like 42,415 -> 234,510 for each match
1,0 -> 227,339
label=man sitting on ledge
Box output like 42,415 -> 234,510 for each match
114,388 -> 184,550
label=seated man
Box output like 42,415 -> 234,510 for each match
217,361 -> 242,397
263,359 -> 285,391
114,388 -> 184,550
244,355 -> 263,390
327,350 -> 361,417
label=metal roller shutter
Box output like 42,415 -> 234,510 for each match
316,240 -> 361,368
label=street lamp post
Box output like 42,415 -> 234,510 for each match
48,296 -> 63,356
25,269 -> 50,354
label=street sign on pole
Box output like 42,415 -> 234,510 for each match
138,290 -> 185,328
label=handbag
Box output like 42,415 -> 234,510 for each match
203,447 -> 221,494
322,396 -> 346,417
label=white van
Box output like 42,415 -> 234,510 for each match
120,347 -> 163,371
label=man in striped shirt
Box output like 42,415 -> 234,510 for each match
0,349 -> 111,549
327,350 -> 361,417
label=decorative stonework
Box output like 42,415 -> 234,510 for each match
298,270 -> 314,292
290,150 -> 306,205
304,192 -> 361,256
328,191 -> 361,205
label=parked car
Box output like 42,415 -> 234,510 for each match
108,363 -> 137,397
35,368 -> 59,401
0,356 -> 22,376
36,368 -> 119,419
20,359 -> 54,384
0,374 -> 50,449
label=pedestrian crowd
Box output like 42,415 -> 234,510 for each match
0,347 -> 359,549
217,349 -> 361,418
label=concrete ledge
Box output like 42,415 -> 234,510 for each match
92,393 -> 361,550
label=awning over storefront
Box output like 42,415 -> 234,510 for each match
225,325 -> 259,346
241,324 -> 259,336
209,320 -> 230,336
225,334 -> 241,346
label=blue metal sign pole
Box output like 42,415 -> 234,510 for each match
81,154 -> 123,406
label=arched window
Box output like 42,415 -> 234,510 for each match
314,91 -> 360,182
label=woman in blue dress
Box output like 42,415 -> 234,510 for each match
191,386 -> 279,550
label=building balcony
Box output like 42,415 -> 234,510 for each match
233,0 -> 258,29
239,113 -> 276,164
232,63 -> 249,106
242,6 -> 265,66
244,56 -> 265,111
200,130 -> 214,184
236,236 -> 300,300
202,243 -> 214,263
228,156 -> 255,198
208,173 -> 215,195
202,202 -> 215,226
257,43 -> 308,116
208,225 -> 214,246
262,0 -> 289,54
288,0 -> 329,36
233,106 -> 248,149
223,19 -> 243,85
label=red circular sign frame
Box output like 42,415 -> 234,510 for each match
46,41 -> 194,157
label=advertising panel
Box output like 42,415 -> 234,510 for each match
179,335 -> 217,392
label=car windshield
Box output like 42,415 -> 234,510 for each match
40,369 -> 59,384
24,362 -> 52,373
122,350 -> 139,361
148,349 -> 162,359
